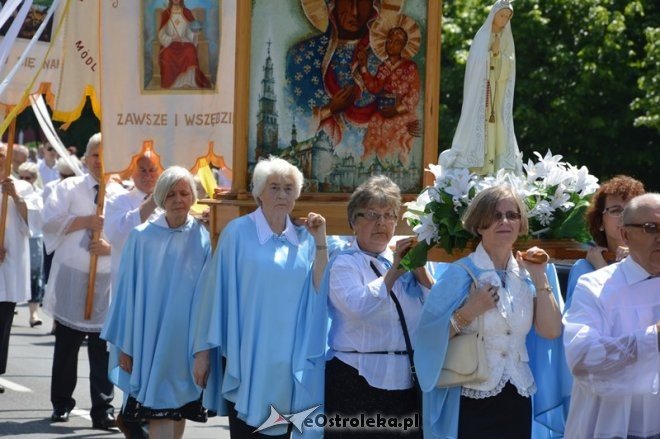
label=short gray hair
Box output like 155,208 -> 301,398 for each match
622,193 -> 660,225
152,166 -> 197,209
251,156 -> 303,204
347,175 -> 401,228
85,133 -> 102,156
13,144 -> 29,157
57,156 -> 79,176
18,161 -> 38,176
462,185 -> 529,237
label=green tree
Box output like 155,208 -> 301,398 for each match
439,0 -> 659,190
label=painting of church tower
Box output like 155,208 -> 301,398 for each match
255,40 -> 278,161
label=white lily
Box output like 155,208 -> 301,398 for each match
543,165 -> 568,188
404,190 -> 431,215
572,165 -> 599,197
413,214 -> 439,245
426,163 -> 445,182
444,168 -> 475,199
550,185 -> 575,212
529,200 -> 555,227
534,150 -> 564,173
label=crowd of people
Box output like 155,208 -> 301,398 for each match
0,134 -> 658,439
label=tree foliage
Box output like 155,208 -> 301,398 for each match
439,0 -> 659,190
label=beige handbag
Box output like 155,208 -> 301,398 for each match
437,262 -> 489,388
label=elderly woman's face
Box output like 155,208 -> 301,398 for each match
477,198 -> 521,248
353,203 -> 397,253
163,179 -> 194,216
259,174 -> 297,216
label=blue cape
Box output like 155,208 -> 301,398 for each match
101,217 -> 212,409
199,215 -> 322,436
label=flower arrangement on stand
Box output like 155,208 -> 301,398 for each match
400,151 -> 600,270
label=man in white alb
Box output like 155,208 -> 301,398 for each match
104,153 -> 160,286
563,193 -> 660,439
42,133 -> 122,430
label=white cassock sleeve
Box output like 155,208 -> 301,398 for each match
563,279 -> 660,396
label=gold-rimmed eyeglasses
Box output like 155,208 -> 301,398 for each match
602,205 -> 624,217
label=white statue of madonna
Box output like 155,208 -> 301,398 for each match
440,0 -> 522,175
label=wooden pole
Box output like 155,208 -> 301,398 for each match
230,0 -> 251,199
84,143 -> 106,320
0,110 -> 17,249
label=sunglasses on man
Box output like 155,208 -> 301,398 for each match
624,223 -> 660,234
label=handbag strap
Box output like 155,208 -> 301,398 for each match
369,261 -> 417,381
453,261 -> 484,334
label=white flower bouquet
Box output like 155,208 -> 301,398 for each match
401,151 -> 600,269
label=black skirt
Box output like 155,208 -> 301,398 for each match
458,381 -> 531,439
122,395 -> 208,423
324,357 -> 421,438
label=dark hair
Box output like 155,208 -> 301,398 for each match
585,175 -> 645,247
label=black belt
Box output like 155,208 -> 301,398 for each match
336,350 -> 409,355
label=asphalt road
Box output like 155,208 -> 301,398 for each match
0,304 -> 231,438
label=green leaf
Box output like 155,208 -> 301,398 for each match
553,202 -> 590,240
399,240 -> 431,271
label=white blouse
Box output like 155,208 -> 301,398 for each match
461,244 -> 536,399
327,240 -> 428,390
563,257 -> 660,439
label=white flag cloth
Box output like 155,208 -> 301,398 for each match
30,94 -> 84,176
51,0 -> 100,123
0,0 -> 63,107
100,0 -> 236,173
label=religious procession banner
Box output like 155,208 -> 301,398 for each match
50,0 -> 101,124
0,0 -> 63,112
100,0 -> 236,173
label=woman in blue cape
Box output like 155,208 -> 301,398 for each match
102,166 -> 212,439
196,157 -> 328,438
414,185 -> 565,438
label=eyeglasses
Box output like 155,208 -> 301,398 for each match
355,211 -> 398,223
19,175 -> 35,180
624,222 -> 659,234
602,205 -> 624,217
493,211 -> 522,222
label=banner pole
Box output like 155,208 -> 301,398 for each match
0,107 -> 17,249
84,143 -> 105,320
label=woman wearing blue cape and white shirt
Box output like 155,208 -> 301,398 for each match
415,185 -> 565,438
324,175 -> 433,438
194,156 -> 328,438
439,0 -> 522,175
102,166 -> 212,439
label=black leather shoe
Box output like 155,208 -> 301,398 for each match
92,413 -> 118,430
0,384 -> 5,393
50,409 -> 70,422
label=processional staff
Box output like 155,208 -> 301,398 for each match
84,143 -> 106,320
0,109 -> 18,251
